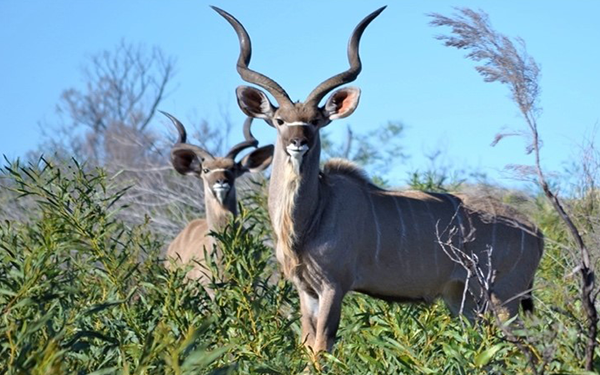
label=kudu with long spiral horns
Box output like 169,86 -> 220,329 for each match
163,111 -> 274,290
214,5 -> 543,353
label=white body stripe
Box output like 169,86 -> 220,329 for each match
446,195 -> 464,248
392,198 -> 407,250
423,200 -> 439,275
508,229 -> 526,274
406,199 -> 419,240
367,193 -> 381,261
491,222 -> 497,253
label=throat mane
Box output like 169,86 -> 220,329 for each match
273,161 -> 302,277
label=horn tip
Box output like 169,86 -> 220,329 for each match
210,5 -> 230,19
159,110 -> 186,143
159,110 -> 174,120
371,6 -> 387,19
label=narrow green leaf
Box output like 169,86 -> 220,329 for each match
84,300 -> 125,315
87,366 -> 119,375
474,344 -> 503,367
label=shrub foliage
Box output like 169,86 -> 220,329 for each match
1,155 -> 599,374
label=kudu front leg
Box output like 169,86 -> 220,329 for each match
313,287 -> 344,353
299,290 -> 318,349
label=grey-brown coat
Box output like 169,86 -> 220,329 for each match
214,6 -> 543,353
162,112 -> 273,287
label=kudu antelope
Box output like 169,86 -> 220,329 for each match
162,111 -> 274,285
214,6 -> 544,353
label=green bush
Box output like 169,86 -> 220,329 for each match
1,158 -> 599,374
0,158 -> 227,374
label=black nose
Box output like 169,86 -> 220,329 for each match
291,138 -> 307,147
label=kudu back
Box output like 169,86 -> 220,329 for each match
214,6 -> 544,353
162,111 -> 274,286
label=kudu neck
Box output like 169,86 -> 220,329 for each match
204,186 -> 238,233
269,137 -> 322,238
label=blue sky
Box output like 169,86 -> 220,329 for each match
1,1 -> 598,188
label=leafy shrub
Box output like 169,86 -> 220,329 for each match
2,158 -> 600,374
0,158 -> 228,374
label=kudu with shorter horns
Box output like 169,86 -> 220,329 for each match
162,111 -> 274,287
214,6 -> 544,353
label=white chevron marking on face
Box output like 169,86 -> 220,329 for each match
285,121 -> 309,127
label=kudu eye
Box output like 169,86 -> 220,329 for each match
310,119 -> 319,126
275,118 -> 284,126
202,168 -> 210,174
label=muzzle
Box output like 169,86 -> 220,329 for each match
212,182 -> 231,204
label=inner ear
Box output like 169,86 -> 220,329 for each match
323,87 -> 361,121
238,145 -> 274,174
171,149 -> 201,176
236,86 -> 276,124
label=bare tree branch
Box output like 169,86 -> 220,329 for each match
436,221 -> 542,374
45,40 -> 177,168
431,8 -> 598,370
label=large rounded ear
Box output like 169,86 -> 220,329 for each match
323,87 -> 361,121
236,86 -> 276,124
170,145 -> 213,176
238,145 -> 274,174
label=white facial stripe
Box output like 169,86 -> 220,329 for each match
208,168 -> 228,173
285,121 -> 309,127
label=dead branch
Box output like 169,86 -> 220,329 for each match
430,8 -> 598,370
436,223 -> 542,374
